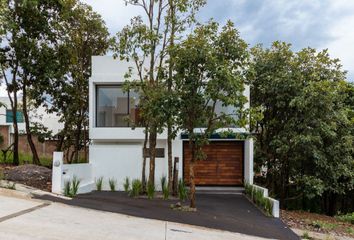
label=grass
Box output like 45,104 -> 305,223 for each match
63,176 -> 81,197
147,181 -> 155,199
311,220 -> 338,231
244,182 -> 273,216
178,179 -> 188,201
130,179 -> 142,197
95,177 -> 104,191
123,177 -> 130,193
346,227 -> 354,235
160,176 -> 169,200
336,212 -> 354,224
302,231 -> 312,239
0,152 -> 52,167
108,178 -> 117,191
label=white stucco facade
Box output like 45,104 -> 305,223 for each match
52,56 -> 254,193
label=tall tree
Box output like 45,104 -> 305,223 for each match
0,0 -> 66,165
249,42 -> 353,215
174,21 -> 249,208
44,2 -> 110,163
115,0 -> 205,187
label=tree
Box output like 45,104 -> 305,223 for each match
249,42 -> 354,215
174,21 -> 249,208
0,0 -> 66,165
43,1 -> 110,163
115,0 -> 205,188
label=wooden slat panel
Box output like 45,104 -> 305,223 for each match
183,141 -> 243,186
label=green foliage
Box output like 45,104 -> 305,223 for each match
108,178 -> 117,191
311,220 -> 338,230
161,176 -> 169,200
63,176 -> 80,197
147,181 -> 155,199
64,181 -> 71,197
244,184 -> 273,216
71,176 -> 81,196
249,41 -> 354,214
123,177 -> 130,193
95,177 -> 103,191
302,231 -> 311,239
130,179 -> 142,197
178,179 -> 188,201
336,212 -> 354,224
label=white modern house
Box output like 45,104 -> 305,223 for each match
52,56 -> 254,194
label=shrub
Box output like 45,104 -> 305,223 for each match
336,212 -> 354,224
178,179 -> 188,201
71,176 -> 81,196
95,177 -> 104,191
130,179 -> 142,197
123,177 -> 130,193
109,178 -> 117,191
160,176 -> 169,200
147,181 -> 155,199
244,183 -> 273,216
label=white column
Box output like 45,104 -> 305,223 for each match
244,138 -> 254,185
51,152 -> 64,194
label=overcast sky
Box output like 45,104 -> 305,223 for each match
1,0 -> 353,96
82,0 -> 354,82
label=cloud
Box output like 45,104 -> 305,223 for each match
82,0 -> 354,81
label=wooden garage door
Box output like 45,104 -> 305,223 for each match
183,141 -> 243,186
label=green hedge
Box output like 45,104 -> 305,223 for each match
245,182 -> 273,216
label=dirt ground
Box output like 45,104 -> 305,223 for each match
281,210 -> 354,238
0,164 -> 52,192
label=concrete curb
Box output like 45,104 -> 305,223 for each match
0,180 -> 71,201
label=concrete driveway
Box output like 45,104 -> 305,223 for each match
37,191 -> 299,239
0,194 -> 276,240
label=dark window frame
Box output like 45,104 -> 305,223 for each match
95,84 -> 132,128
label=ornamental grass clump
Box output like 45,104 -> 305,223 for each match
130,179 -> 142,197
123,177 -> 130,193
109,178 -> 117,191
160,176 -> 169,200
147,181 -> 155,199
178,179 -> 188,201
95,177 -> 104,191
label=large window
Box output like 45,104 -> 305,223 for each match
96,85 -> 141,127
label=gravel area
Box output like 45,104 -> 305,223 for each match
1,164 -> 51,192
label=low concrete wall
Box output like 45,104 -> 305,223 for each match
249,183 -> 280,218
52,152 -> 94,194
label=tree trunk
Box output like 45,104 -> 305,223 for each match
167,126 -> 173,193
148,127 -> 157,186
189,140 -> 196,208
22,82 -> 40,165
142,127 -> 148,192
74,120 -> 82,163
12,91 -> 19,166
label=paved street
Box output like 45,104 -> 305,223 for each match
0,194 -> 271,240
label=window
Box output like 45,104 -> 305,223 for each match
6,110 -> 24,123
96,85 -> 141,127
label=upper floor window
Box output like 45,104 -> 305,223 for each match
96,85 -> 141,127
6,110 -> 24,123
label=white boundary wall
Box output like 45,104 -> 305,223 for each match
252,184 -> 280,218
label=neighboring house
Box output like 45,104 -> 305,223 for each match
0,96 -> 64,158
52,56 -> 254,193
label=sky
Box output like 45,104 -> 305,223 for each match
1,0 -> 353,96
82,0 -> 354,81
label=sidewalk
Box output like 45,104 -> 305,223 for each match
0,193 -> 270,240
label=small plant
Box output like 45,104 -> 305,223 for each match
130,179 -> 142,197
109,178 -> 117,191
336,212 -> 354,224
64,180 -> 71,197
123,177 -> 130,193
160,176 -> 169,200
71,176 -> 81,196
302,231 -> 311,239
311,220 -> 338,230
95,177 -> 104,191
178,179 -> 188,201
6,182 -> 16,190
346,227 -> 354,235
147,181 -> 155,199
